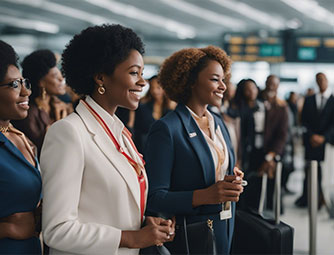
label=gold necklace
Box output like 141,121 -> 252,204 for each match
0,125 -> 9,134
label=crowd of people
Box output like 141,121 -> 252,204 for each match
0,23 -> 333,254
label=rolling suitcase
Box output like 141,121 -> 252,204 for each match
232,162 -> 294,254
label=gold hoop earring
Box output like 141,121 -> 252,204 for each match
41,87 -> 46,100
98,84 -> 105,95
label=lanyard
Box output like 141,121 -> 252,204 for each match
81,99 -> 145,175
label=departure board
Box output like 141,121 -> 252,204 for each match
223,34 -> 285,62
223,33 -> 334,63
287,36 -> 334,62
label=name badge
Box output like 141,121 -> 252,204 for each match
220,202 -> 232,220
189,132 -> 197,138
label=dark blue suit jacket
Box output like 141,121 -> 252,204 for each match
0,132 -> 42,253
144,104 -> 236,254
302,94 -> 334,161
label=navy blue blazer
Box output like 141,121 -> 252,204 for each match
302,94 -> 334,161
144,104 -> 236,254
0,132 -> 42,254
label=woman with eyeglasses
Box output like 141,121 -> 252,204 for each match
0,40 -> 42,254
12,49 -> 68,156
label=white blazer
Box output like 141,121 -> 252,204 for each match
40,100 -> 148,255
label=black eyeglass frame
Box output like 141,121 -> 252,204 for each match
0,78 -> 31,90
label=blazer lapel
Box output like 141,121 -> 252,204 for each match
0,132 -> 40,177
320,95 -> 333,117
175,104 -> 215,185
75,102 -> 141,212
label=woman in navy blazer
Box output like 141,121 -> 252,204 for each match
144,46 -> 244,254
0,40 -> 42,254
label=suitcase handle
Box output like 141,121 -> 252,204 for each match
258,161 -> 282,224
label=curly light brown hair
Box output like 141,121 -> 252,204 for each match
158,45 -> 231,104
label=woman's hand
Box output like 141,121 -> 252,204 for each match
0,212 -> 37,240
233,166 -> 244,179
120,216 -> 175,249
192,176 -> 244,207
52,100 -> 68,121
259,160 -> 276,179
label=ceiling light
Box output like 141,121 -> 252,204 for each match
85,0 -> 196,39
211,0 -> 285,30
3,0 -> 117,25
0,15 -> 59,33
281,0 -> 334,26
160,0 -> 245,30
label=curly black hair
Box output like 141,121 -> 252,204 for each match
158,46 -> 231,104
0,40 -> 19,83
21,49 -> 57,99
62,24 -> 145,96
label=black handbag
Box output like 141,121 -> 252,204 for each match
165,217 -> 217,255
140,244 -> 171,255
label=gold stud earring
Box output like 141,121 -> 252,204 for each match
98,84 -> 105,95
41,87 -> 46,100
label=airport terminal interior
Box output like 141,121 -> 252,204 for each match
0,0 -> 334,254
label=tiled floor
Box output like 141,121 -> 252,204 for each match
280,140 -> 334,254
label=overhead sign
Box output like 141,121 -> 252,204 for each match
223,34 -> 285,62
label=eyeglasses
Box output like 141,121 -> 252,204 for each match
0,78 -> 31,91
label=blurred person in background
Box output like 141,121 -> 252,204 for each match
230,79 -> 264,177
134,75 -> 175,153
295,72 -> 334,208
211,81 -> 240,165
12,49 -> 69,156
144,46 -> 244,255
281,91 -> 299,195
40,24 -> 174,254
234,76 -> 288,211
0,40 -> 42,254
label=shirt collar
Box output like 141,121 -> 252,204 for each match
85,96 -> 124,140
318,88 -> 332,99
185,106 -> 215,137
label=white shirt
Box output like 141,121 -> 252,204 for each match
186,106 -> 229,180
316,88 -> 332,110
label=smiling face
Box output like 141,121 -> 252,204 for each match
0,65 -> 31,123
40,66 -> 66,96
94,49 -> 146,115
189,60 -> 226,109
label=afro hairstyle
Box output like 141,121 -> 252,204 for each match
158,45 -> 231,104
0,40 -> 19,83
21,49 -> 57,99
61,24 -> 145,96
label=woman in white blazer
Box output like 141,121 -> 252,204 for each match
40,24 -> 174,255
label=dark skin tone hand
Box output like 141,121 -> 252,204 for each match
52,100 -> 68,121
192,168 -> 244,207
259,160 -> 276,179
310,134 -> 325,147
120,216 -> 175,248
